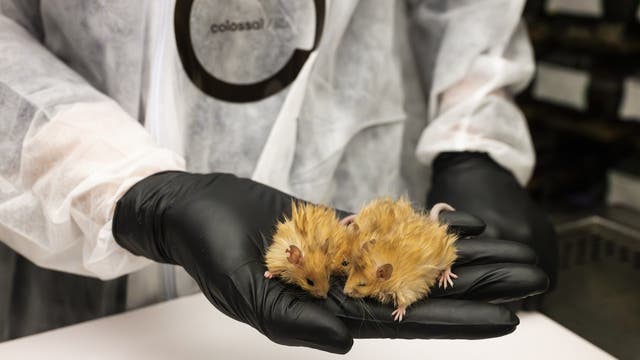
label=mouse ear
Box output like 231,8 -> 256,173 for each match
348,222 -> 360,232
320,238 -> 330,253
361,238 -> 376,252
339,214 -> 356,226
286,245 -> 303,266
376,263 -> 393,280
291,202 -> 307,237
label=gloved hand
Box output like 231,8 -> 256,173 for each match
113,171 -> 548,354
428,152 -> 558,288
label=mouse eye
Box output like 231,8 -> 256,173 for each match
357,282 -> 366,287
341,260 -> 349,267
306,278 -> 315,286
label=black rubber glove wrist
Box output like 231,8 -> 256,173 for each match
428,152 -> 558,288
112,171 -> 185,265
114,171 -> 548,354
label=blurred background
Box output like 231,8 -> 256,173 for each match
520,1 -> 640,359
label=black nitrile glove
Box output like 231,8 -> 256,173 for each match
113,171 -> 548,354
428,152 -> 558,288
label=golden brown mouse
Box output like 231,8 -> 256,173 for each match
342,198 -> 458,321
264,201 -> 346,298
334,198 -> 419,275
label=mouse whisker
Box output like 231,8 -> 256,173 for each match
356,299 -> 367,333
361,299 -> 376,320
358,299 -> 385,333
328,287 -> 347,305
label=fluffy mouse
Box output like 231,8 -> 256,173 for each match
342,199 -> 458,321
264,202 -> 345,298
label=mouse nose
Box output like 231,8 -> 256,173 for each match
343,288 -> 355,297
313,291 -> 328,299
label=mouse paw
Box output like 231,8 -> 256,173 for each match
391,306 -> 407,322
438,267 -> 458,290
264,271 -> 275,279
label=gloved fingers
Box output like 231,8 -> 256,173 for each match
439,211 -> 486,237
429,263 -> 549,303
454,238 -> 538,266
264,296 -> 354,354
326,292 -> 519,339
236,263 -> 353,354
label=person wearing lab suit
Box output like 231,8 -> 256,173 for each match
0,0 -> 553,353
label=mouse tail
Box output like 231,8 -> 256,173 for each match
429,202 -> 455,222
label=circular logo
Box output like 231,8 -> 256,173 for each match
174,0 -> 325,102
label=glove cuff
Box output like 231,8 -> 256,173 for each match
433,152 -> 506,174
112,171 -> 189,264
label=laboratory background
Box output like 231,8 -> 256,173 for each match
0,1 -> 639,359
519,1 -> 640,359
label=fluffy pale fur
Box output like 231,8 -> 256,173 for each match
343,198 -> 458,310
331,198 -> 416,276
264,201 -> 346,298
330,221 -> 361,275
355,198 -> 416,235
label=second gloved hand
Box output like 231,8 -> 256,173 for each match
428,152 -> 558,288
113,171 -> 548,353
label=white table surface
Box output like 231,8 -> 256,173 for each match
0,294 -> 614,359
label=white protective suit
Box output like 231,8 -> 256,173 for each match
0,0 -> 534,308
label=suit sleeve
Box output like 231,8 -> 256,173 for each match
407,0 -> 536,185
0,11 -> 185,279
